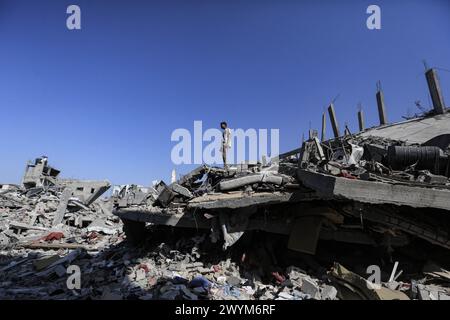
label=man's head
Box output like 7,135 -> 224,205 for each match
220,121 -> 227,129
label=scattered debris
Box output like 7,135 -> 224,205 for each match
2,91 -> 450,299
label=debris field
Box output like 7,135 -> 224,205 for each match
1,68 -> 450,300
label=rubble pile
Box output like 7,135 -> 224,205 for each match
300,134 -> 450,186
0,156 -> 119,252
2,110 -> 450,300
3,220 -> 450,300
0,157 -> 123,299
114,161 -> 297,211
0,219 -> 348,301
110,110 -> 450,301
0,185 -> 120,251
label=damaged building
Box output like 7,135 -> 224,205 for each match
1,67 -> 450,300
22,156 -> 110,207
112,67 -> 450,300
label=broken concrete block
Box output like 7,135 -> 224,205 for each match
301,278 -> 321,300
87,218 -> 118,235
155,184 -> 176,207
135,268 -> 147,281
0,233 -> 10,246
293,290 -> 310,300
171,183 -> 193,198
219,174 -> 283,191
216,276 -> 227,284
226,276 -> 242,287
439,292 -> 450,300
286,266 -> 308,281
321,285 -> 337,300
52,188 -> 72,226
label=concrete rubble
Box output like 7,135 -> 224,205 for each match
2,114 -> 450,301
2,69 -> 450,300
110,68 -> 450,300
1,137 -> 450,301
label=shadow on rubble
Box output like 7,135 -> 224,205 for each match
84,225 -> 450,300
80,227 -> 310,300
2,225 -> 450,300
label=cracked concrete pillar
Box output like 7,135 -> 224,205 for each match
321,112 -> 326,141
358,110 -> 365,131
376,87 -> 388,125
327,103 -> 340,138
426,68 -> 446,115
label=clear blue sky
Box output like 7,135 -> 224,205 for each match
1,0 -> 449,186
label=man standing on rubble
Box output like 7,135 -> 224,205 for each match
220,121 -> 231,170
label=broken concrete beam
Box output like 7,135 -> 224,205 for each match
313,137 -> 326,161
52,188 -> 72,226
376,86 -> 388,125
301,277 -> 321,299
187,190 -> 322,210
171,183 -> 193,198
62,180 -> 110,206
358,110 -> 365,131
219,174 -> 283,191
178,166 -> 206,186
321,112 -> 326,141
86,218 -> 119,235
327,103 -> 340,138
321,285 -> 337,300
21,242 -> 95,251
155,182 -> 176,207
297,169 -> 450,211
68,199 -> 90,211
8,221 -> 49,232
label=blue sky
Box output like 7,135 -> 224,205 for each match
0,0 -> 449,186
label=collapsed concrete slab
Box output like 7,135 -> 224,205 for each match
297,169 -> 450,211
112,107 -> 450,259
